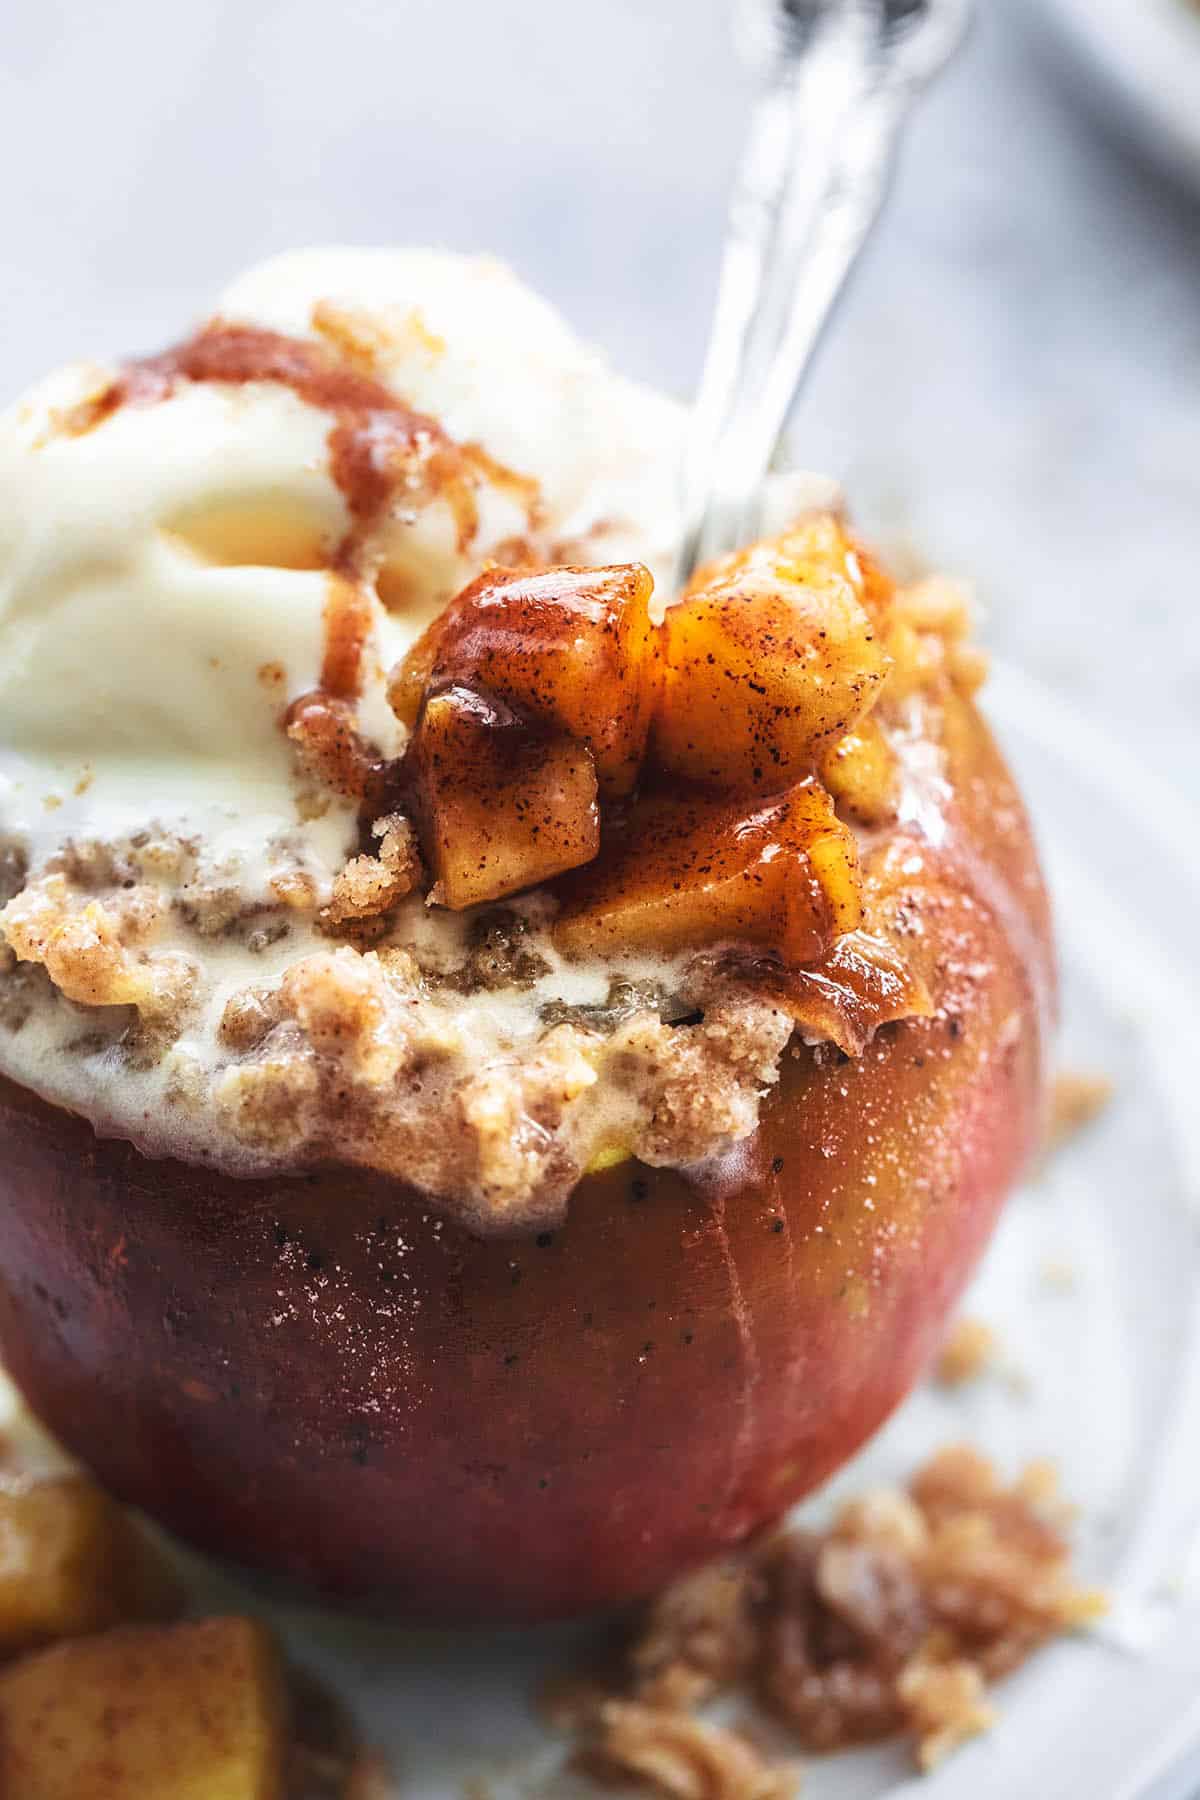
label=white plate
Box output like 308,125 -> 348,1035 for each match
1032,0 -> 1200,190
8,663 -> 1200,1797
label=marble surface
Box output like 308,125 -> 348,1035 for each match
1,1 -> 1196,789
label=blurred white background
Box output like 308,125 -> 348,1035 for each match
1,0 -> 1196,778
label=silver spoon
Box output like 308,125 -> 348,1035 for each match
675,0 -> 971,587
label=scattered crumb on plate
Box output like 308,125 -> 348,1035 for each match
1040,1255 -> 1079,1293
1044,1071 -> 1114,1157
549,1444 -> 1105,1793
579,1702 -> 799,1799
934,1317 -> 997,1387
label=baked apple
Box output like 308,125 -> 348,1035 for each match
0,251 -> 1052,1622
654,516 -> 891,794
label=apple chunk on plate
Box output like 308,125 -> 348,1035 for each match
553,777 -> 861,961
655,515 -> 891,794
0,1617 -> 288,1800
0,1474 -> 179,1660
410,685 -> 600,910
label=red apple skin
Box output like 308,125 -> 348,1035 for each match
0,695 -> 1051,1623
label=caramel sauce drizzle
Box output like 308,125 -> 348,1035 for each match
70,321 -> 543,702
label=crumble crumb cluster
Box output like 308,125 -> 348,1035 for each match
579,1702 -> 798,1800
1044,1069 -> 1114,1156
934,1317 -> 997,1387
551,1445 -> 1104,1794
210,937 -> 794,1227
0,873 -> 196,1025
318,813 -> 422,937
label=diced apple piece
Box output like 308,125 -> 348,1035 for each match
655,515 -> 891,794
553,778 -> 861,962
820,715 -> 901,825
386,611 -> 444,730
411,686 -> 600,910
0,1474 -> 180,1661
390,564 -> 659,796
0,1616 -> 288,1800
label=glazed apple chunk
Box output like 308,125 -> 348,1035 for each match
410,685 -> 600,909
654,515 -> 892,794
554,778 -> 862,961
390,563 -> 659,797
390,524 -> 888,948
820,713 -> 901,825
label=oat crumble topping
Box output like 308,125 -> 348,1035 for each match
0,550 -> 981,1232
550,1444 -> 1104,1790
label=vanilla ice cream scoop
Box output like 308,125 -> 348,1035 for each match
0,249 -> 683,883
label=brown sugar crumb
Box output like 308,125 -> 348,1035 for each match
217,985 -> 280,1053
630,1558 -> 762,1712
207,944 -> 799,1230
173,884 -> 249,938
610,1003 -> 793,1169
934,1318 -> 997,1388
895,1655 -> 995,1771
455,1023 -> 598,1213
583,1702 -> 798,1800
0,873 -> 195,1028
52,830 -> 198,891
272,869 -> 320,911
442,907 -> 551,994
1045,1070 -> 1113,1156
319,814 -> 421,937
551,1444 -> 1104,1791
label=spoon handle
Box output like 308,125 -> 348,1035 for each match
675,0 -> 970,587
